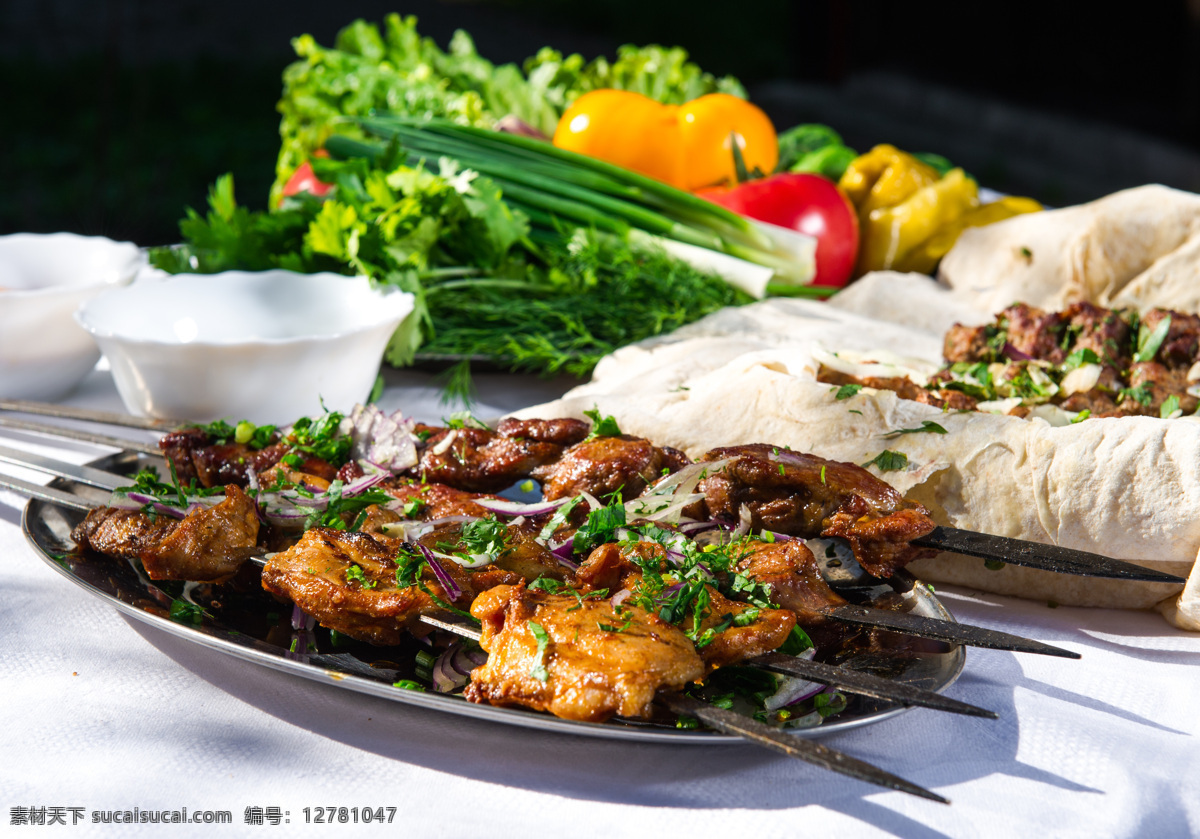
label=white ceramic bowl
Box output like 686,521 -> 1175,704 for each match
76,270 -> 414,425
0,233 -> 143,400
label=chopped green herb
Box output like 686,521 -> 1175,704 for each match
583,406 -> 623,440
819,465 -> 826,485
519,479 -> 535,493
862,450 -> 908,472
1134,315 -> 1171,363
884,420 -> 947,438
403,498 -> 426,518
1061,347 -> 1100,372
344,563 -> 377,589
1118,382 -> 1154,407
1161,394 -> 1182,419
571,497 -> 627,555
675,715 -> 700,729
528,620 -> 551,682
393,679 -> 426,692
778,625 -> 814,656
1070,409 -> 1091,424
831,383 -> 863,400
537,495 -> 585,541
169,600 -> 205,627
814,691 -> 847,718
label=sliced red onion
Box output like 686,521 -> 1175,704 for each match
474,496 -> 570,517
432,547 -> 495,570
579,491 -> 603,511
1001,342 -> 1033,362
610,588 -> 632,608
643,457 -> 735,500
416,543 -> 462,601
432,647 -> 468,693
731,504 -> 753,538
450,643 -> 485,676
429,429 -> 458,457
344,403 -> 418,472
678,520 -> 720,535
341,463 -> 389,496
763,648 -> 821,711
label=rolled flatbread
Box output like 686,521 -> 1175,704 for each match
518,298 -> 1197,629
937,184 -> 1200,314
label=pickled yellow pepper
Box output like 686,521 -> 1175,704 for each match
839,145 -> 1040,276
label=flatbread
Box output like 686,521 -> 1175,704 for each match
937,184 -> 1200,314
518,298 -> 1197,629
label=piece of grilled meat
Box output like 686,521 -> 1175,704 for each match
465,583 -> 704,722
71,485 -> 260,582
261,528 -> 520,646
414,420 -> 589,494
533,435 -> 690,502
697,445 -> 936,577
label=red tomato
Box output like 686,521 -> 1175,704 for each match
281,151 -> 334,200
698,173 -> 859,287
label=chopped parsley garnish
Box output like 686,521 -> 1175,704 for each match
1161,394 -> 1182,419
444,411 -> 487,430
169,599 -> 205,627
863,450 -> 908,472
453,517 -> 508,562
1070,409 -> 1091,424
571,497 -> 627,555
1134,315 -> 1171,363
528,621 -> 551,682
1062,347 -> 1100,372
403,498 -> 426,517
814,691 -> 848,718
883,420 -> 947,438
831,383 -> 863,400
1118,382 -> 1154,407
583,406 -> 622,441
314,482 -> 394,531
778,625 -> 815,656
537,495 -> 585,541
288,410 -> 352,465
344,563 -> 377,589
392,679 -> 426,692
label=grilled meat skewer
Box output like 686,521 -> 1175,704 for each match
1,401 -> 1182,586
1,447 -> 1077,658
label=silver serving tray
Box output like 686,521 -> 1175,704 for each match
20,451 -> 965,744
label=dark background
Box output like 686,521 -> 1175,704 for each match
6,0 -> 1200,245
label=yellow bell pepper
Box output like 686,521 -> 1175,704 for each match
553,89 -> 778,191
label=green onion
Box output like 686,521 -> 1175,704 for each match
328,117 -> 820,291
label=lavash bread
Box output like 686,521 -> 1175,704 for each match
937,184 -> 1200,314
516,298 -> 1199,630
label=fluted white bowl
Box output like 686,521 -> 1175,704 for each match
0,233 -> 143,399
76,270 -> 414,425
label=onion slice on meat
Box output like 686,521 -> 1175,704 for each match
473,496 -> 570,517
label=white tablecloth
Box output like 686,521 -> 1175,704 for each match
3,368 -> 1198,838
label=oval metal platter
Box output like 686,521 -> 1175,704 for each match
21,450 -> 965,744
